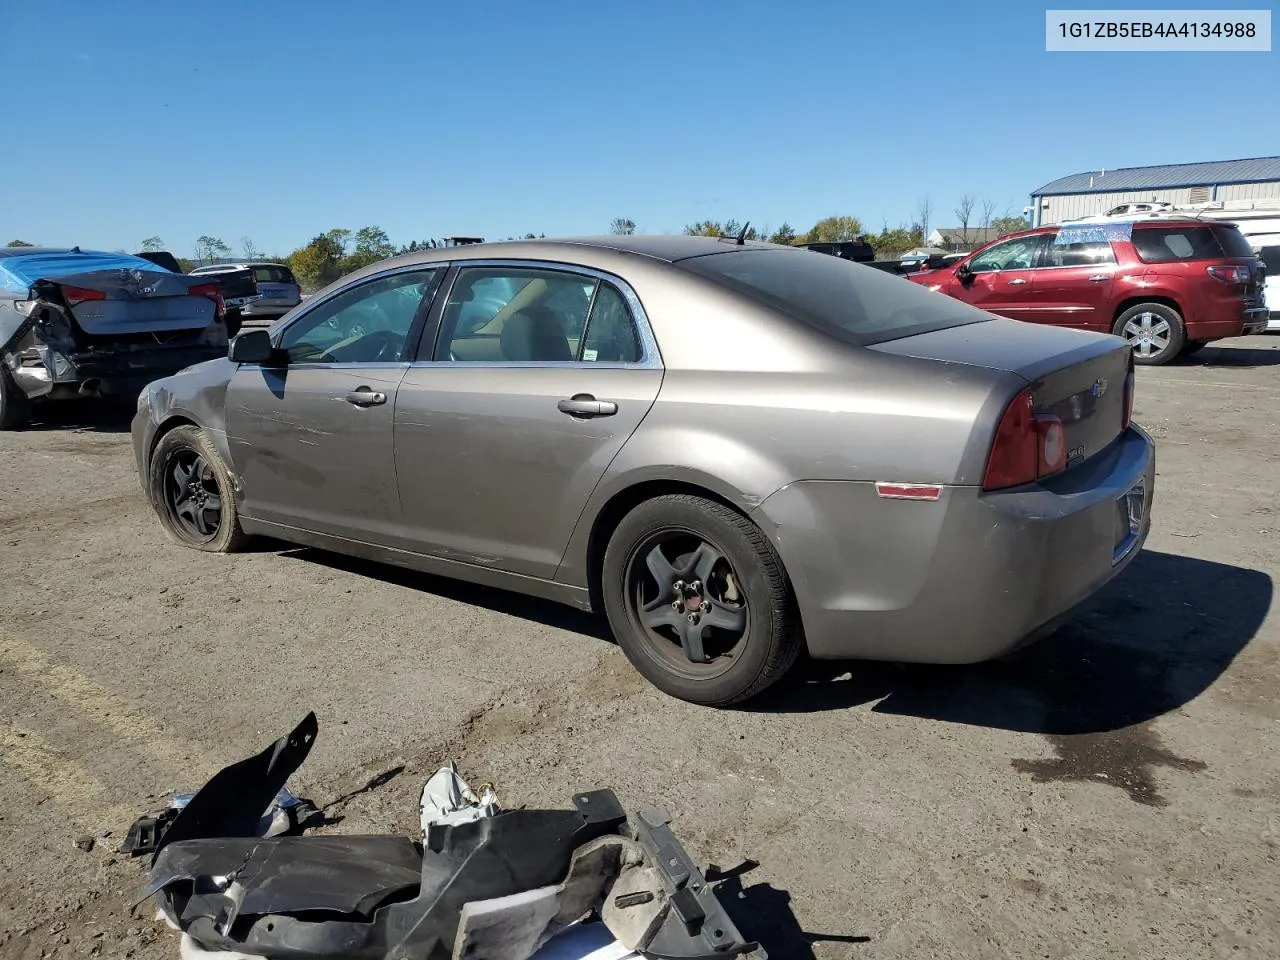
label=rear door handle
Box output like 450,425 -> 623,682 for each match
1007,278 -> 1027,285
345,388 -> 387,407
557,394 -> 618,418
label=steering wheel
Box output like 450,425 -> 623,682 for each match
357,327 -> 404,362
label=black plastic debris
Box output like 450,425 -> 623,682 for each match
136,714 -> 765,960
120,712 -> 323,859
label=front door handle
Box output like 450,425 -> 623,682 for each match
557,394 -> 618,418
1088,274 -> 1109,282
1007,278 -> 1027,285
345,388 -> 387,407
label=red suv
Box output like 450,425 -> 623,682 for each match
909,219 -> 1268,365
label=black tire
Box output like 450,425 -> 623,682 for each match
0,364 -> 32,430
1112,303 -> 1185,366
1179,340 -> 1209,357
147,424 -> 248,552
224,309 -> 243,338
601,494 -> 802,706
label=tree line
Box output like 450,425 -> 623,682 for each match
5,194 -> 1030,291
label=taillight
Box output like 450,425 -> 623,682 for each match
1206,264 -> 1248,284
982,388 -> 1068,491
188,281 -> 226,318
61,285 -> 106,306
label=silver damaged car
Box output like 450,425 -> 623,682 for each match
132,236 -> 1155,705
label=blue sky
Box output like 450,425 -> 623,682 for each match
4,1 -> 1276,255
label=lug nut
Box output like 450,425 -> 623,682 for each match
700,600 -> 711,613
671,600 -> 682,611
686,613 -> 699,623
689,580 -> 702,592
672,580 -> 685,593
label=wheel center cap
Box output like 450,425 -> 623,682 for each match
683,594 -> 702,613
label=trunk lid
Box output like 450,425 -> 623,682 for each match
872,317 -> 1131,471
34,269 -> 217,335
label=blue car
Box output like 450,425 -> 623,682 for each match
0,247 -> 230,428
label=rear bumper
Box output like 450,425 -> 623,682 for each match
33,345 -> 225,400
1187,306 -> 1268,340
753,426 -> 1156,663
240,300 -> 298,318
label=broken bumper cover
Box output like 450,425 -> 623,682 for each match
136,714 -> 763,960
15,343 -> 225,400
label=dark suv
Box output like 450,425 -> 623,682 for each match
909,219 -> 1267,364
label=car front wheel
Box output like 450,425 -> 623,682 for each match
1113,303 -> 1185,366
601,494 -> 802,706
148,424 -> 248,552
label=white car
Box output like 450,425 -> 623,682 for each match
1260,246 -> 1280,331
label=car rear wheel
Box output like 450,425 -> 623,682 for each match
601,494 -> 802,706
1113,303 -> 1185,366
0,365 -> 32,430
148,425 -> 247,552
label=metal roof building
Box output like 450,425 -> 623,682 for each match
1029,156 -> 1280,226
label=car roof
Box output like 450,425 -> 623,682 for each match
362,235 -> 788,270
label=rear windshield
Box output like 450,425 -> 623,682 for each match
252,265 -> 295,284
676,248 -> 990,345
1212,225 -> 1257,258
1131,225 -> 1253,262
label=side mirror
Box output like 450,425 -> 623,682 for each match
229,329 -> 277,365
955,262 -> 974,284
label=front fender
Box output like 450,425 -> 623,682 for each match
135,358 -> 239,495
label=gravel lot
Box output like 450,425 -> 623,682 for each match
1,337 -> 1278,960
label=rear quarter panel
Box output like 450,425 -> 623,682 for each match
554,353 -> 1014,590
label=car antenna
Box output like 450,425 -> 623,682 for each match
735,222 -> 751,245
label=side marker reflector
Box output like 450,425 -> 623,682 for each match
875,482 -> 943,501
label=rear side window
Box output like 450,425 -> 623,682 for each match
677,249 -> 990,345
252,265 -> 296,284
1132,227 -> 1224,263
1041,238 -> 1116,268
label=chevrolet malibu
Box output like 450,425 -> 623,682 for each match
132,236 -> 1154,706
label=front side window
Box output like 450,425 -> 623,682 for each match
436,267 -> 639,363
278,269 -> 439,364
967,235 -> 1047,273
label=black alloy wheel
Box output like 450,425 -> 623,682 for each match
163,448 -> 223,544
624,530 -> 750,677
601,494 -> 802,706
147,424 -> 247,553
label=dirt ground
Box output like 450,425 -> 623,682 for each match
1,336 -> 1278,960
